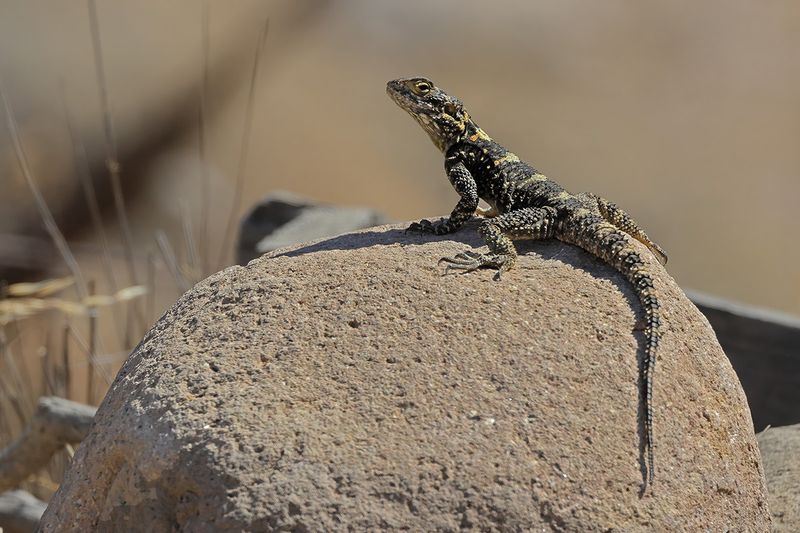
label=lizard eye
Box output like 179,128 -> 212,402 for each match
413,81 -> 432,95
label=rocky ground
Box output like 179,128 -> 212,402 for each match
40,223 -> 770,531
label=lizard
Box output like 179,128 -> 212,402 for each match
387,76 -> 668,487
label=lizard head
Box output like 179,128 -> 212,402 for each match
387,77 -> 470,152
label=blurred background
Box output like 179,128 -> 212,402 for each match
1,0 -> 799,512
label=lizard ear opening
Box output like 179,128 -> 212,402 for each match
444,101 -> 462,118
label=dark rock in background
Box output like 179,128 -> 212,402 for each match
689,291 -> 800,431
237,191 -> 388,265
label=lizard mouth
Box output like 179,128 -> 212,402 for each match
386,82 -> 409,107
386,81 -> 430,115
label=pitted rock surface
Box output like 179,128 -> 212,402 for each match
40,222 -> 771,531
757,424 -> 800,531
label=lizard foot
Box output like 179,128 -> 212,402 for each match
406,219 -> 451,235
438,250 -> 511,280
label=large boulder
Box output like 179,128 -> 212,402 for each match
757,424 -> 800,531
39,221 -> 770,531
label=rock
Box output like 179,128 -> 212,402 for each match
689,291 -> 800,431
237,191 -> 388,264
757,424 -> 800,531
0,490 -> 47,533
40,221 -> 771,531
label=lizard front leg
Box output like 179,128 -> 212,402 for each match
407,162 -> 478,235
440,206 -> 558,280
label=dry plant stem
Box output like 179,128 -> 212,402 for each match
0,330 -> 34,422
199,0 -> 211,276
0,355 -> 27,430
0,378 -> 23,433
65,323 -> 113,386
181,201 -> 199,283
41,332 -> 57,396
88,0 -> 144,344
0,298 -> 13,439
0,489 -> 47,533
61,324 -> 71,399
86,0 -> 138,287
0,405 -> 9,445
156,231 -> 190,294
216,16 -> 270,270
147,252 -> 156,322
4,322 -> 36,412
87,0 -> 148,342
0,397 -> 96,493
61,92 -> 119,295
0,80 -> 88,300
87,281 -> 97,405
4,397 -> 26,435
0,355 -> 10,438
62,93 -> 128,345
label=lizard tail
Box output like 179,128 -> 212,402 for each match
622,254 -> 660,486
559,214 -> 661,485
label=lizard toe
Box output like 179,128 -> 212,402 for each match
438,250 -> 510,276
406,219 -> 435,234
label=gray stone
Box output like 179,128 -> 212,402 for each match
237,191 -> 387,264
689,290 -> 800,432
757,424 -> 800,531
40,222 -> 771,531
0,490 -> 47,533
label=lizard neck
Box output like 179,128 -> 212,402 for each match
432,112 -> 491,153
458,117 -> 492,147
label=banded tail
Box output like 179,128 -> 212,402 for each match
559,212 -> 661,485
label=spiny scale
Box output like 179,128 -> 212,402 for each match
387,76 -> 668,487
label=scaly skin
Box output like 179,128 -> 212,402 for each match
387,76 -> 668,487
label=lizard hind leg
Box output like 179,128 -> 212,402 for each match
591,195 -> 668,265
439,206 -> 558,280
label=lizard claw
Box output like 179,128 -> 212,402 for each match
406,219 -> 451,235
406,219 -> 435,234
438,250 -> 482,266
438,250 -> 511,279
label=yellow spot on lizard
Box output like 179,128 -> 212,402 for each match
468,128 -> 492,142
494,152 -> 521,166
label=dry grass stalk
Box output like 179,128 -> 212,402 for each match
86,0 -> 138,289
0,80 -> 88,300
0,4 -> 276,516
87,0 -> 151,344
199,0 -> 211,276
61,91 -> 133,348
61,324 -> 71,399
147,252 -> 157,322
86,281 -> 96,405
63,322 -> 113,388
0,278 -> 147,326
156,230 -> 189,294
216,15 -> 270,269
61,92 -> 120,296
180,201 -> 200,283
